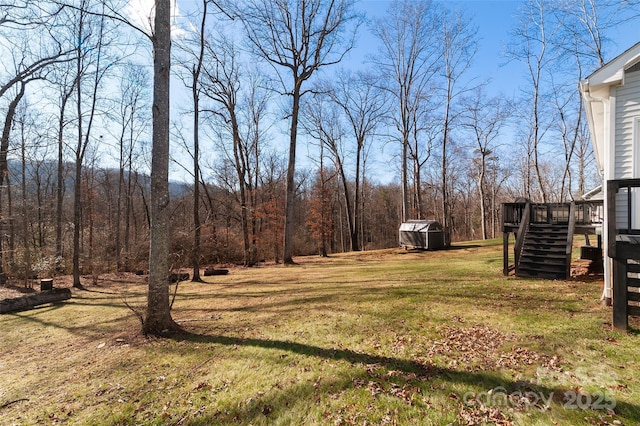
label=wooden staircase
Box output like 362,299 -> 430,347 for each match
516,223 -> 572,279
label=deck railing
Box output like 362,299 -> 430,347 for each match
513,201 -> 530,276
607,179 -> 640,239
607,178 -> 640,330
503,200 -> 603,228
502,199 -> 602,277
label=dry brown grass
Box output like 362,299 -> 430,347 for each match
0,241 -> 638,425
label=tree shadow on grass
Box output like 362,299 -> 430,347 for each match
171,329 -> 640,424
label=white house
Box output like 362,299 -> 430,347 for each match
580,41 -> 640,312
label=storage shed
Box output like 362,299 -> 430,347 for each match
399,220 -> 445,250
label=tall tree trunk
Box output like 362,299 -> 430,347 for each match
72,11 -> 85,289
352,137 -> 362,251
192,88 -> 202,281
532,81 -> 547,203
6,175 -> 14,271
335,155 -> 355,252
318,144 -> 328,257
116,131 -> 125,271
124,152 -> 133,272
191,0 -> 208,282
56,85 -> 73,271
231,117 -> 252,266
72,8 -> 105,288
401,127 -> 410,223
145,0 -> 178,335
20,115 -> 31,282
0,81 -> 26,274
478,154 -> 487,240
283,83 -> 301,264
72,150 -> 83,286
441,93 -> 451,235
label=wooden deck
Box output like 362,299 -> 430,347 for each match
502,200 -> 603,279
502,179 -> 640,330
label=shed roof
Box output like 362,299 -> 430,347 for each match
399,220 -> 442,232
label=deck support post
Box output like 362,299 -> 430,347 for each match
503,231 -> 509,276
612,257 -> 628,330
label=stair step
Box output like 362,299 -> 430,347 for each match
522,247 -> 566,255
523,244 -> 566,251
525,231 -> 566,236
519,258 -> 567,267
527,225 -> 567,231
525,237 -> 567,243
523,243 -> 567,250
521,257 -> 566,264
516,269 -> 566,280
516,222 -> 571,280
525,234 -> 567,240
529,223 -> 569,228
518,264 -> 567,272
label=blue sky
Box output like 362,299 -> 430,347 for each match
348,0 -> 523,97
309,0 -> 640,184
165,0 -> 639,183
352,0 -> 639,98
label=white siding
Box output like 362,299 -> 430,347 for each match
614,69 -> 640,229
615,70 -> 640,178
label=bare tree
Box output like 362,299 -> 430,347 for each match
55,0 -> 179,333
438,6 -> 477,237
321,70 -> 387,250
174,0 -> 212,281
199,32 -> 256,266
301,95 -> 352,248
0,2 -> 73,275
51,60 -> 76,272
507,0 -> 560,203
461,88 -> 510,239
547,0 -> 640,200
371,0 -> 442,223
145,0 -> 177,334
68,0 -> 114,288
109,63 -> 149,271
239,0 -> 360,264
553,0 -> 640,68
241,72 -> 272,264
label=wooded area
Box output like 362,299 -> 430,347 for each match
0,0 -> 638,288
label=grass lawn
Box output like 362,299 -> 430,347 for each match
1,239 -> 638,425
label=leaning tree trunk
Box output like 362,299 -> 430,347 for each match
0,81 -> 26,275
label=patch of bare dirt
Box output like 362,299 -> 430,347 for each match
0,267 -> 244,301
571,259 -> 604,283
0,285 -> 35,300
0,273 -> 145,301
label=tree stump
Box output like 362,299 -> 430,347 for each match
40,279 -> 53,291
169,273 -> 189,283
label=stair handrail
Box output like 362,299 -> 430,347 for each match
565,202 -> 576,279
514,201 -> 530,275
